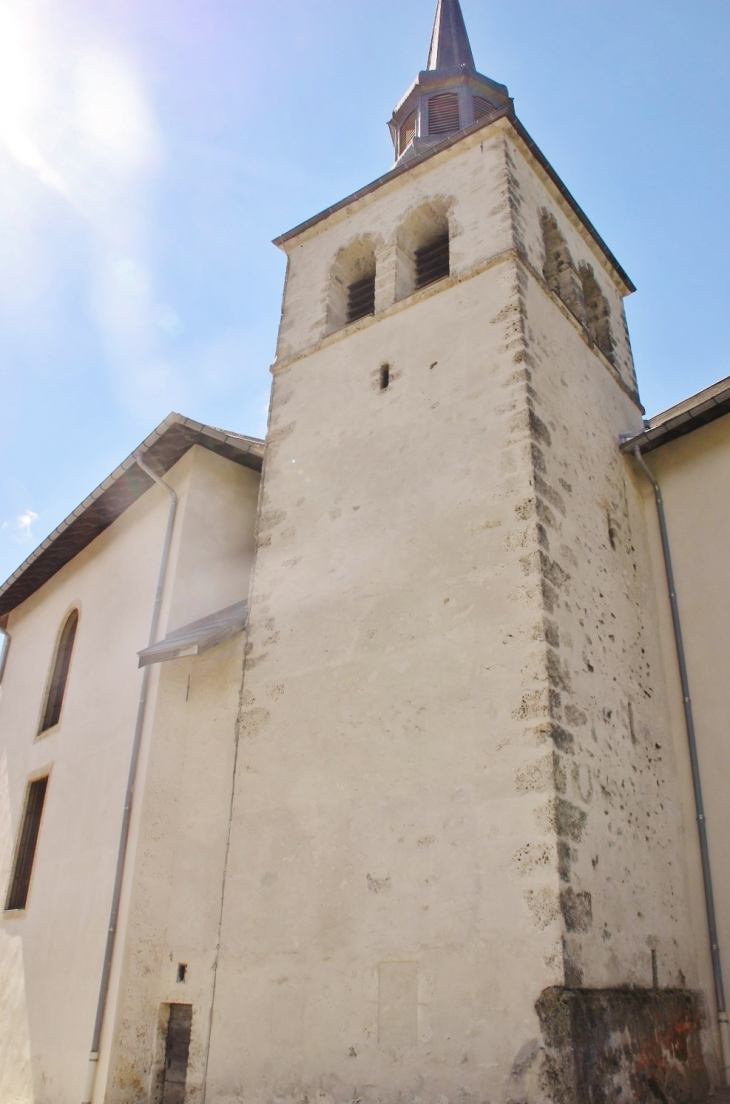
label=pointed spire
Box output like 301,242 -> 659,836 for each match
427,0 -> 475,71
388,0 -> 509,166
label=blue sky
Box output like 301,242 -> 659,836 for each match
0,0 -> 728,584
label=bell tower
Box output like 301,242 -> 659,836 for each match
204,4 -> 713,1102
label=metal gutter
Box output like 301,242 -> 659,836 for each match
272,110 -> 635,295
81,454 -> 179,1104
0,628 -> 10,686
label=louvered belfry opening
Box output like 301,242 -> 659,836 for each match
428,93 -> 460,135
41,609 -> 78,732
473,95 -> 493,122
347,273 -> 376,324
415,232 -> 450,289
6,776 -> 48,911
399,110 -> 417,155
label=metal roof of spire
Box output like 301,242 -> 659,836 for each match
427,0 -> 475,71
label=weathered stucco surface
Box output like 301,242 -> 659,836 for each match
204,121 -> 711,1103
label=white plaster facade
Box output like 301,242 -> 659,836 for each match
0,442 -> 261,1103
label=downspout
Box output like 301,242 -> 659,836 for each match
632,444 -> 730,1084
81,453 -> 178,1104
0,627 -> 10,686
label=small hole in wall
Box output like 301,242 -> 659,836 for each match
177,963 -> 187,984
380,364 -> 390,391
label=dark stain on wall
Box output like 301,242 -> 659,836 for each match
536,987 -> 710,1104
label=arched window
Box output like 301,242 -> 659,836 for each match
326,239 -> 378,334
396,200 -> 451,300
579,264 -> 615,363
540,211 -> 585,324
40,610 -> 78,732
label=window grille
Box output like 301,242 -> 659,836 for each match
428,93 -> 460,135
399,111 -> 417,154
473,96 -> 493,122
415,233 -> 450,289
40,610 -> 78,732
347,274 -> 376,323
6,776 -> 48,911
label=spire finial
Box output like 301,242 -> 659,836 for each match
427,0 -> 475,71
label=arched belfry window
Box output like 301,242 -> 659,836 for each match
579,264 -> 615,364
540,210 -> 586,325
326,239 -> 378,334
40,610 -> 78,732
396,200 -> 451,300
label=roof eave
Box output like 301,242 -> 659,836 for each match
620,380 -> 730,454
272,110 -> 635,296
0,416 -> 265,618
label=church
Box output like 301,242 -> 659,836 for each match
1,2 -> 729,1102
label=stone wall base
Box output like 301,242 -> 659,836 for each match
536,987 -> 711,1104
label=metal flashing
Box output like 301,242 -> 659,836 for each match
0,415 -> 264,618
137,600 -> 248,667
620,376 -> 730,454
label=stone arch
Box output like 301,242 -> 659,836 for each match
579,263 -> 615,363
395,198 -> 452,300
326,237 -> 378,333
540,210 -> 586,324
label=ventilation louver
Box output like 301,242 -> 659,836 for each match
399,110 -> 417,154
347,274 -> 376,324
473,96 -> 494,122
428,93 -> 460,135
415,233 -> 450,289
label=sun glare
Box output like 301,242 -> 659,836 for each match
0,3 -> 65,188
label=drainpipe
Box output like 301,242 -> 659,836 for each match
632,444 -> 730,1084
0,627 -> 10,686
81,453 -> 178,1104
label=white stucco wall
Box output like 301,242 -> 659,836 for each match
0,444 -> 259,1104
639,415 -> 730,1066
